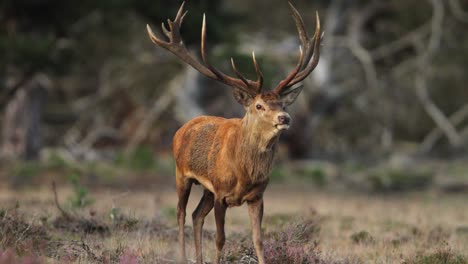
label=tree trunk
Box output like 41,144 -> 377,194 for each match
1,74 -> 48,160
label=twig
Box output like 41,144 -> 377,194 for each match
52,181 -> 72,220
80,237 -> 100,261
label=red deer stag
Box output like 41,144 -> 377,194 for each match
146,2 -> 321,263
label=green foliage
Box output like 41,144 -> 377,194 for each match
296,167 -> 326,186
109,207 -> 120,223
13,162 -> 40,178
270,166 -> 285,183
67,173 -> 94,209
115,146 -> 156,171
159,206 -> 176,222
11,162 -> 41,186
155,155 -> 175,176
45,151 -> 68,170
263,213 -> 296,227
367,169 -> 434,192
219,51 -> 277,88
1,34 -> 56,68
0,0 -> 229,74
339,216 -> 355,231
109,207 -> 139,231
455,226 -> 468,236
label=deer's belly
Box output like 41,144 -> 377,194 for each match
224,182 -> 268,207
186,172 -> 215,193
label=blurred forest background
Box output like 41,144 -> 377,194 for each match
2,0 -> 468,263
1,0 -> 468,191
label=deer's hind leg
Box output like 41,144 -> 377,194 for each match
192,189 -> 214,264
176,168 -> 193,263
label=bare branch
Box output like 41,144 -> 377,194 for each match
370,24 -> 431,60
124,68 -> 185,154
448,0 -> 468,23
421,104 -> 468,152
415,0 -> 462,151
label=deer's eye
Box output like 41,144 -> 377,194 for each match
256,104 -> 264,111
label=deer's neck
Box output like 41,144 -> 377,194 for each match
235,115 -> 280,182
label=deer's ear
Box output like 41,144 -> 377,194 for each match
233,88 -> 254,106
279,85 -> 303,106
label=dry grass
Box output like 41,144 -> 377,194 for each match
0,183 -> 467,263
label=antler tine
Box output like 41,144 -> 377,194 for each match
231,52 -> 265,93
230,58 -> 251,88
161,22 -> 171,39
147,3 -> 218,80
201,13 -> 257,94
288,12 -> 321,86
273,46 -> 304,94
163,2 -> 187,43
147,2 -> 263,95
174,1 -> 188,24
288,2 -> 310,54
274,3 -> 321,91
147,24 -> 168,47
251,52 -> 264,93
274,2 -> 321,93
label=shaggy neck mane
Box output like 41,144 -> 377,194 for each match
235,113 -> 279,183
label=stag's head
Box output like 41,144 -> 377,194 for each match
147,1 -> 321,135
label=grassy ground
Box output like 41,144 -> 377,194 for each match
1,153 -> 468,263
1,182 -> 467,263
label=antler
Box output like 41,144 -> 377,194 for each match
274,2 -> 322,95
146,2 -> 264,95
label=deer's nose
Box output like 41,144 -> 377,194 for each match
278,115 -> 290,125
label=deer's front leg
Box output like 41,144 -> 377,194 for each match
248,198 -> 265,264
214,199 -> 227,264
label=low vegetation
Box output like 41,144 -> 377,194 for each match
0,176 -> 467,263
0,156 -> 467,263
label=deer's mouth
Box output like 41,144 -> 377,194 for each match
275,124 -> 290,130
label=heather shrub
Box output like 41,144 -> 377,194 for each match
263,219 -> 321,264
119,249 -> 139,264
0,249 -> 42,264
0,210 -> 50,255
